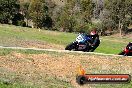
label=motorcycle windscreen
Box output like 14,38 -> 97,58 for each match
76,34 -> 86,43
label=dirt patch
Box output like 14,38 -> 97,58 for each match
0,52 -> 132,87
4,39 -> 65,50
19,40 -> 64,50
109,33 -> 132,40
101,38 -> 127,44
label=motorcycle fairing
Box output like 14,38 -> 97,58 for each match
76,34 -> 91,43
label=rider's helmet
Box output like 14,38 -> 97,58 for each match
126,42 -> 132,50
90,30 -> 96,35
90,30 -> 97,37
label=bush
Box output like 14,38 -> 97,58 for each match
95,19 -> 117,36
54,6 -> 76,32
42,15 -> 53,28
0,0 -> 20,24
17,21 -> 26,27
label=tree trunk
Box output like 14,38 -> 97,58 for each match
118,20 -> 122,38
26,18 -> 28,27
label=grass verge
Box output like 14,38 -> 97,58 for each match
0,24 -> 131,54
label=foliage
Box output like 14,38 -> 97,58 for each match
0,0 -> 131,34
54,0 -> 95,32
29,0 -> 52,28
80,0 -> 94,24
12,13 -> 25,26
20,2 -> 30,17
104,0 -> 132,34
93,0 -> 104,19
54,4 -> 76,32
28,0 -> 49,28
0,0 -> 20,24
20,2 -> 30,26
17,20 -> 26,27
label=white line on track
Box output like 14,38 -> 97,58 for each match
0,46 -> 132,58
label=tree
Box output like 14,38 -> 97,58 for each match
28,0 -> 48,28
105,0 -> 132,37
53,0 -> 95,32
42,15 -> 53,28
80,0 -> 94,24
54,5 -> 76,32
20,2 -> 30,26
93,0 -> 104,19
0,0 -> 20,24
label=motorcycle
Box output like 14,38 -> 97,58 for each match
119,42 -> 132,56
65,33 -> 92,52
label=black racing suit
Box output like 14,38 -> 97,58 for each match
90,34 -> 100,52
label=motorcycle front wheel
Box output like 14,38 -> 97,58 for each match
65,42 -> 76,50
118,51 -> 125,55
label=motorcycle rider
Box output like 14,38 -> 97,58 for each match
89,29 -> 100,52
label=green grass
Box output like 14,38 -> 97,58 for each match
0,77 -> 72,88
0,24 -> 130,54
0,49 -> 12,56
95,39 -> 126,54
0,24 -> 76,45
0,82 -> 31,88
0,48 -> 64,56
94,82 -> 132,88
